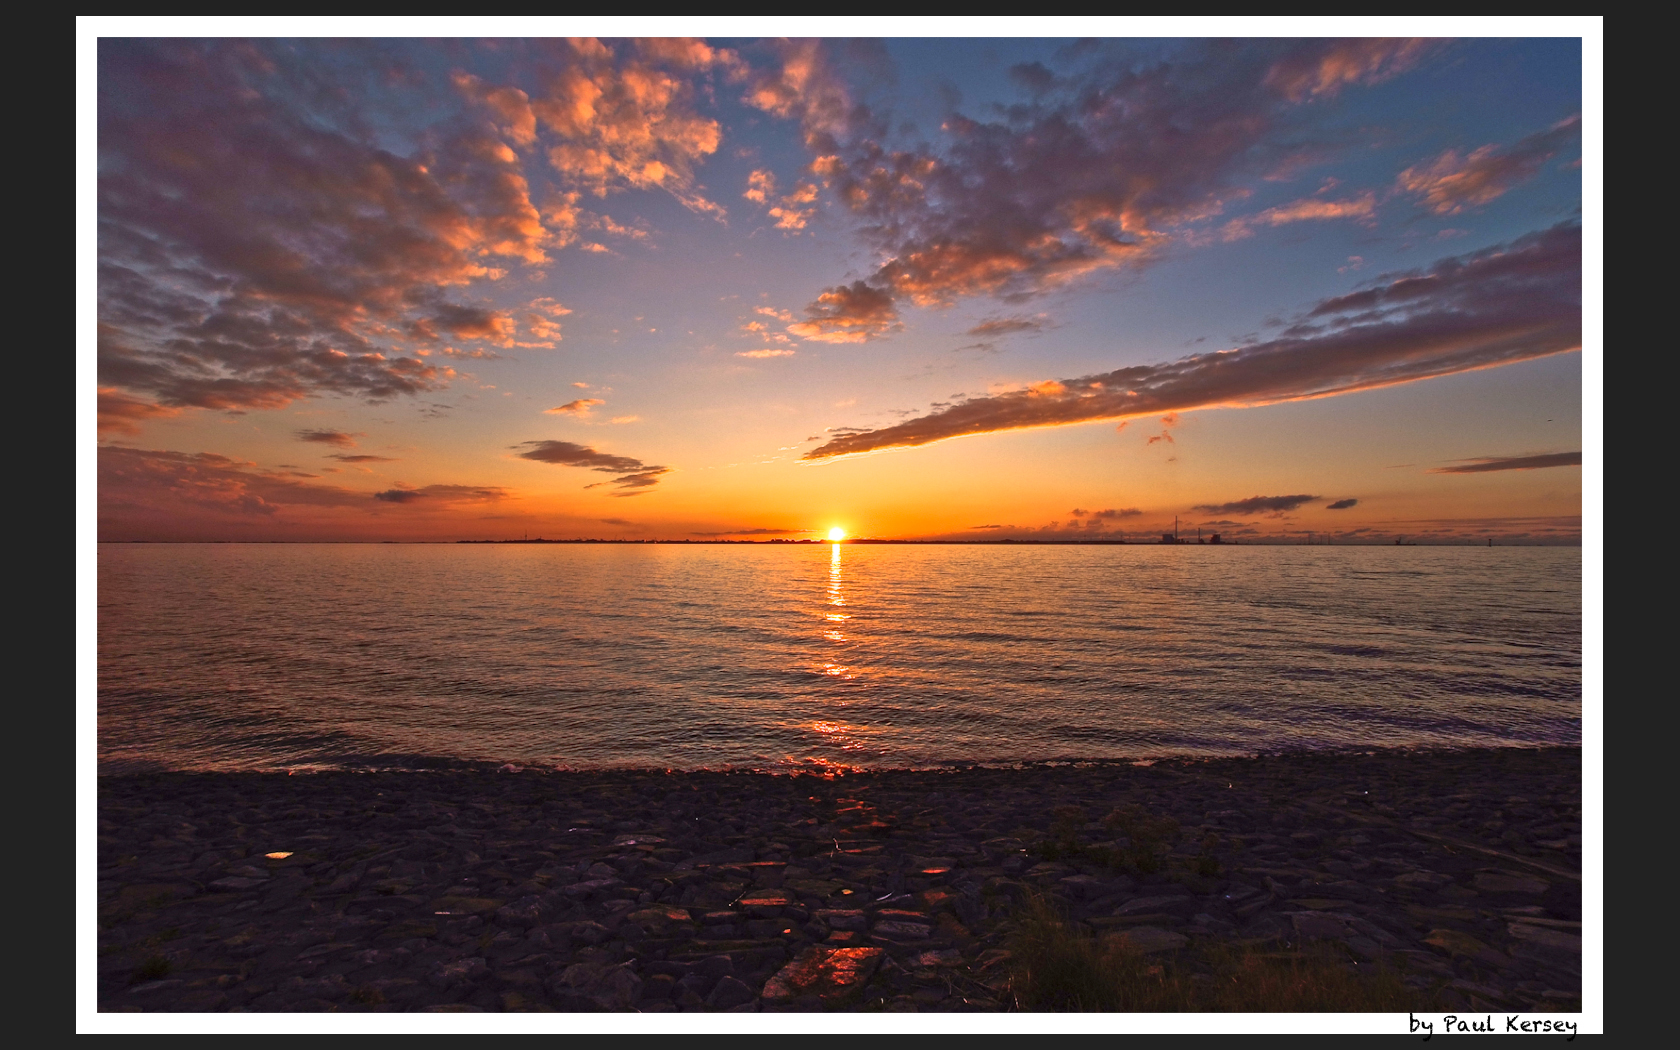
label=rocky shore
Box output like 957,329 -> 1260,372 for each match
95,747 -> 1583,1014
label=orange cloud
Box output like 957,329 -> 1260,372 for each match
97,388 -> 180,436
744,169 -> 776,203
530,38 -> 727,216
546,398 -> 605,416
1262,39 -> 1440,101
1221,191 -> 1378,241
1398,116 -> 1582,215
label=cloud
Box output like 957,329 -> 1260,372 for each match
744,169 -> 776,203
296,429 -> 362,448
1326,498 -> 1359,509
587,468 -> 671,497
97,388 -> 180,435
1399,115 -> 1581,215
99,444 -> 508,532
373,484 -> 506,505
97,40 -> 746,417
327,453 -> 396,463
546,398 -> 605,416
785,281 -> 901,343
96,42 -> 564,414
1192,494 -> 1319,515
515,439 -> 669,493
513,38 -> 735,215
769,182 -> 819,231
966,316 -> 1045,337
804,223 -> 1579,459
1430,452 -> 1581,474
736,348 -> 796,358
691,526 -> 805,536
1069,507 -> 1141,520
1261,39 -> 1439,101
1220,190 -> 1378,241
600,517 -> 635,526
101,446 -> 370,518
748,40 -> 1443,329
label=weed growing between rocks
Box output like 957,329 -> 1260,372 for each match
1004,895 -> 1427,1012
1005,895 -> 1195,1010
1031,803 -> 1188,876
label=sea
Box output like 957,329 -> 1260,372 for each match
95,543 -> 1582,774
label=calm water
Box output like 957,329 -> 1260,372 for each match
96,543 -> 1581,773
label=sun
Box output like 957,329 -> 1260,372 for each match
828,526 -> 846,542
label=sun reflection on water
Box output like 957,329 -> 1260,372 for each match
820,541 -> 854,680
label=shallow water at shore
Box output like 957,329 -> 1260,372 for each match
97,543 -> 1581,772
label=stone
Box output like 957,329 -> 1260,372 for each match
1507,924 -> 1581,952
1289,911 -> 1355,941
495,895 -> 547,927
914,949 -> 964,968
872,921 -> 932,942
561,879 -> 619,899
1394,871 -> 1449,889
708,975 -> 757,1010
427,957 -> 488,988
815,909 -> 867,931
761,946 -> 885,1005
426,896 -> 504,916
1057,875 -> 1109,900
1474,872 -> 1549,895
1114,894 -> 1192,916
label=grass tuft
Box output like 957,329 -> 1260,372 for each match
132,955 -> 173,983
1006,894 -> 1433,1012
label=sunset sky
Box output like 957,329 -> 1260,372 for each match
86,23 -> 1597,543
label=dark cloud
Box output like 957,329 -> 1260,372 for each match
787,281 -> 901,343
1399,115 -> 1581,215
516,439 -> 669,494
328,453 -> 396,463
754,40 -> 1443,329
373,484 -> 506,505
804,223 -> 1579,459
1430,452 -> 1581,474
97,446 -> 513,531
1091,508 -> 1142,519
1192,495 -> 1319,515
599,518 -> 635,526
97,40 -> 556,414
966,316 -> 1044,337
1326,498 -> 1359,510
587,469 -> 671,497
296,429 -> 361,448
691,527 -> 805,536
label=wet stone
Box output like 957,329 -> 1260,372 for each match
762,946 -> 885,1006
